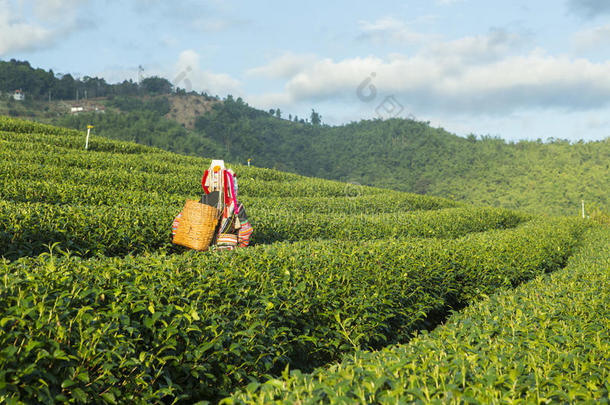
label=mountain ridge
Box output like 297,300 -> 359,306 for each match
1,59 -> 607,217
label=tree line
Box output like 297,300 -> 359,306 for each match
53,93 -> 608,217
0,59 -> 186,101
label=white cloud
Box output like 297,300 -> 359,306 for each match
172,49 -> 242,96
571,23 -> 610,51
96,50 -> 242,96
356,18 -> 523,64
32,0 -> 88,21
246,52 -> 318,79
285,56 -> 385,101
0,1 -> 52,55
423,28 -> 523,65
248,29 -> 610,116
0,0 -> 90,56
357,17 -> 431,44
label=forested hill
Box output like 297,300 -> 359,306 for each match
55,96 -> 609,217
3,58 -> 607,216
0,59 -> 186,99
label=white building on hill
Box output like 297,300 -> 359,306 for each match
70,104 -> 105,114
13,90 -> 25,101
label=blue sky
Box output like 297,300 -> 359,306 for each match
2,0 -> 610,141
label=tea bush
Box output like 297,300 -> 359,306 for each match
0,200 -> 527,260
0,218 -> 584,403
227,224 -> 609,404
0,116 -> 595,404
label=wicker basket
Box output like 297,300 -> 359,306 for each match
173,200 -> 219,251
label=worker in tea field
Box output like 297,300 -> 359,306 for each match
172,160 -> 252,250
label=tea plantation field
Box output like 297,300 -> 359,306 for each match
0,116 -> 607,404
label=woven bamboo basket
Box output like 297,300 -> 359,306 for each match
173,200 -> 219,251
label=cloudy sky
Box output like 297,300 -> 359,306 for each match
2,0 -> 610,141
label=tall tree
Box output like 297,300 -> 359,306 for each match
140,77 -> 173,94
310,109 -> 322,125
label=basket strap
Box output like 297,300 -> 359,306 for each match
226,171 -> 237,209
216,171 -> 224,218
202,170 -> 210,194
223,170 -> 229,206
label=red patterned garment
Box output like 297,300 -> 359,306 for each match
172,212 -> 182,237
238,221 -> 253,247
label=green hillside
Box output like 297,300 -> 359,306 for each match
2,59 -> 607,216
54,95 -> 609,217
2,59 -> 607,217
1,116 -> 607,404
